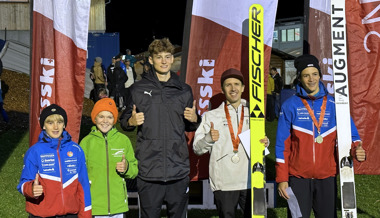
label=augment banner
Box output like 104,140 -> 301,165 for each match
30,0 -> 91,145
183,0 -> 278,181
309,0 -> 380,174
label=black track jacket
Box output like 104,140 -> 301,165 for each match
120,70 -> 200,182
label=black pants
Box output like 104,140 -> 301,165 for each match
136,177 -> 189,218
288,176 -> 337,218
214,189 -> 251,218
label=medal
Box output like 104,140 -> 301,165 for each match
301,96 -> 327,145
316,135 -> 323,144
224,103 -> 245,157
231,153 -> 240,163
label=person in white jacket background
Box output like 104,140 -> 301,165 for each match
193,68 -> 269,218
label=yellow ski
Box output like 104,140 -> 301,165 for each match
249,4 -> 266,218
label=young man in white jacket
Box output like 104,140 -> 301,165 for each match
193,68 -> 269,218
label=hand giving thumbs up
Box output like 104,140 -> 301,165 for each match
129,104 -> 144,126
184,100 -> 198,123
355,142 -> 366,162
116,154 -> 128,173
210,122 -> 220,142
33,174 -> 43,198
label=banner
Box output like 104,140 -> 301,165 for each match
184,0 -> 278,181
30,0 -> 91,145
309,0 -> 380,174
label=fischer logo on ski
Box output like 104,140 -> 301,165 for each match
249,4 -> 266,218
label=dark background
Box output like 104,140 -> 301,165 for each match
105,0 -> 304,55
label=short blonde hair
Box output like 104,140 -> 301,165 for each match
44,114 -> 64,126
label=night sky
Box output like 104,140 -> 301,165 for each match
105,1 -> 187,54
105,0 -> 304,55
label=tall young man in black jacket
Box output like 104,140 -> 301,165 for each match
120,38 -> 200,218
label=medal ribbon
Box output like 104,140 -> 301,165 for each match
300,96 -> 327,135
224,103 -> 245,152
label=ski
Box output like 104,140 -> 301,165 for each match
330,1 -> 357,217
249,4 -> 266,218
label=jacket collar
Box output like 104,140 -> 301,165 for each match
220,99 -> 248,110
39,130 -> 72,149
90,125 -> 117,138
296,80 -> 328,99
143,69 -> 183,90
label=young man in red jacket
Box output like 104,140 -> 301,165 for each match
276,54 -> 366,217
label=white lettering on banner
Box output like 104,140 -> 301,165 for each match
361,2 -> 380,52
359,0 -> 380,4
40,58 -> 55,108
197,59 -> 215,115
362,3 -> 380,24
322,58 -> 334,94
364,31 -> 380,52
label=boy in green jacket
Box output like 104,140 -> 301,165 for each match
80,98 -> 138,217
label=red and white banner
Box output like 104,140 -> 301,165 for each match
309,0 -> 380,174
184,0 -> 278,180
30,0 -> 91,145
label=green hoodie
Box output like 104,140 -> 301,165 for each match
80,126 -> 138,215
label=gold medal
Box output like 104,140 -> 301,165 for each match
231,153 -> 240,163
316,135 -> 323,144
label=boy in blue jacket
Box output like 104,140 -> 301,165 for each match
17,104 -> 92,218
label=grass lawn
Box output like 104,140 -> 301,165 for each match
0,120 -> 379,217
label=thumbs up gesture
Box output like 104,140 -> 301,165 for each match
32,174 -> 43,198
209,122 -> 220,142
260,136 -> 270,147
128,104 -> 144,126
116,154 -> 128,173
184,100 -> 198,123
355,142 -> 366,162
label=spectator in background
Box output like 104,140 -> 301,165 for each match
123,59 -> 135,112
138,53 -> 152,81
107,56 -> 127,110
80,98 -> 138,217
107,56 -> 116,72
116,53 -> 126,73
125,49 -> 137,69
125,49 -> 137,82
90,57 -> 106,102
266,72 -> 275,122
124,59 -> 135,88
98,87 -> 108,100
270,67 -> 283,119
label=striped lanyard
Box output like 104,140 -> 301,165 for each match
224,103 -> 245,152
300,96 -> 327,135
